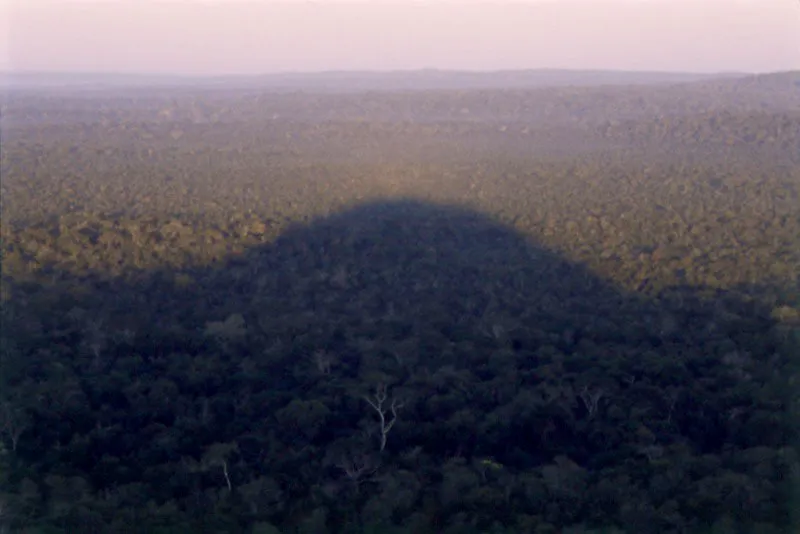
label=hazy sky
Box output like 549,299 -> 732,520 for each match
2,0 -> 799,75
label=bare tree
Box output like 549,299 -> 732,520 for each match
82,318 -> 108,370
200,442 -> 238,492
578,386 -> 604,419
312,349 -> 333,375
663,387 -> 681,425
336,452 -> 378,487
364,384 -> 403,452
0,402 -> 26,452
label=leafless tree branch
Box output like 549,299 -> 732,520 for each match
364,384 -> 404,452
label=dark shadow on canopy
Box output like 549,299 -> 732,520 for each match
2,198 -> 796,533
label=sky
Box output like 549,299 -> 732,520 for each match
2,0 -> 799,75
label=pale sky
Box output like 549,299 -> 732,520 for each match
2,0 -> 799,75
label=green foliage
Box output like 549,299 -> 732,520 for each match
1,76 -> 798,533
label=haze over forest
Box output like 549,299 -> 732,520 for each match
2,65 -> 800,533
2,1 -> 800,534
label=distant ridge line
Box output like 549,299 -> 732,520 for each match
3,68 -> 789,92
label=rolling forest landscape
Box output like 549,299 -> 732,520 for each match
1,69 -> 799,534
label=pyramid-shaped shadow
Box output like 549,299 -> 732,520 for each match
2,198 -> 796,532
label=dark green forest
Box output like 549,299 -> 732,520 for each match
1,71 -> 799,533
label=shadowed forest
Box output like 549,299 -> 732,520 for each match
1,71 -> 799,534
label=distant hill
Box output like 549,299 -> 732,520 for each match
0,69 -> 748,92
230,69 -> 747,92
0,71 -> 199,89
697,70 -> 800,91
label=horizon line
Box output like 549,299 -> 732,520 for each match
2,67 -> 773,78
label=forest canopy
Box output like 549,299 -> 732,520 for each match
1,71 -> 799,534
